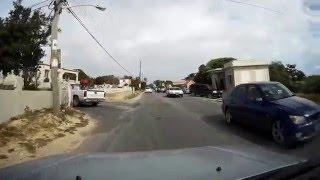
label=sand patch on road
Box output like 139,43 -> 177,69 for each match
107,91 -> 141,102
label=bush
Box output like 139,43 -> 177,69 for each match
302,76 -> 320,94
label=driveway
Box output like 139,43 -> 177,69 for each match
76,93 -> 320,159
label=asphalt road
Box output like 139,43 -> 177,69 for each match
76,93 -> 320,159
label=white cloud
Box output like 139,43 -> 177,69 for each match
35,0 -> 320,81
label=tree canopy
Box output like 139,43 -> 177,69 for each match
0,2 -> 50,89
193,57 -> 236,84
75,69 -> 90,81
93,75 -> 119,85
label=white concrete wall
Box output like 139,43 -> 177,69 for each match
234,66 -> 270,86
0,89 -> 52,123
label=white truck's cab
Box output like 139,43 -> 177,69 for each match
71,84 -> 105,107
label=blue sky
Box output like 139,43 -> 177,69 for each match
1,0 -> 320,81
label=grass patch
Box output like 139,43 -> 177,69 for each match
54,133 -> 66,138
34,138 -> 51,148
7,148 -> 14,153
297,93 -> 320,103
0,126 -> 23,138
64,127 -> 77,134
19,141 -> 36,154
74,118 -> 89,128
0,154 -> 8,159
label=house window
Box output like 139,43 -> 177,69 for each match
228,75 -> 233,85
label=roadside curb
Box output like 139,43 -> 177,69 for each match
126,92 -> 143,104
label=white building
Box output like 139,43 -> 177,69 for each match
118,78 -> 131,87
37,63 -> 79,89
211,60 -> 270,92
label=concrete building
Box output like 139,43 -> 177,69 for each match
118,78 -> 132,87
38,63 -> 79,89
211,60 -> 270,92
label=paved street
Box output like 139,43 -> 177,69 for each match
76,93 -> 320,159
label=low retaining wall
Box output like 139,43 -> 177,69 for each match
0,90 -> 52,123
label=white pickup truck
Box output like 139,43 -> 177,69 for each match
71,84 -> 105,107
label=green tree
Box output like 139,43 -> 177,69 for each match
285,64 -> 305,81
206,57 -> 236,69
93,75 -> 120,85
184,73 -> 195,80
0,2 -> 50,89
164,80 -> 173,87
302,75 -> 320,94
269,61 -> 291,88
194,64 -> 211,84
193,57 -> 236,84
94,76 -> 105,85
76,69 -> 90,81
153,80 -> 165,88
130,77 -> 141,91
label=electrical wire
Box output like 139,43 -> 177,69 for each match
225,0 -> 283,14
30,0 -> 52,8
31,4 -> 51,11
63,2 -> 133,75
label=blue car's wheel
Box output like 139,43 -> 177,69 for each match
225,109 -> 232,125
272,121 -> 286,145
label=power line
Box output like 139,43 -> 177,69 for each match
64,2 -> 133,75
30,0 -> 52,8
31,4 -> 51,11
225,0 -> 283,15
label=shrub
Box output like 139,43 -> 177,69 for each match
302,76 -> 320,94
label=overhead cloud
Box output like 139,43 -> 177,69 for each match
1,0 -> 320,80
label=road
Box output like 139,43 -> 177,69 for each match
76,93 -> 320,159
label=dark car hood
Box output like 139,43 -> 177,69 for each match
0,146 -> 303,180
271,96 -> 320,116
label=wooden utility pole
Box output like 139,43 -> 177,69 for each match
50,0 -> 63,114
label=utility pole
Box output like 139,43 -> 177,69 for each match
139,60 -> 142,89
139,60 -> 142,80
50,0 -> 63,114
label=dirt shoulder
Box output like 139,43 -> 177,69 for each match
106,91 -> 141,103
0,107 -> 97,169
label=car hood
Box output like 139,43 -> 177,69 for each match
271,96 -> 320,116
0,146 -> 304,180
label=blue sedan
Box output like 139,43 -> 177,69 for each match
222,82 -> 320,147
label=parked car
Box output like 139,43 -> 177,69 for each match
145,87 -> 153,93
71,84 -> 105,107
166,87 -> 184,97
182,87 -> 190,94
222,82 -> 320,147
212,90 -> 223,98
190,84 -> 214,97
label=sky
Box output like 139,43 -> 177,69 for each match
1,0 -> 320,82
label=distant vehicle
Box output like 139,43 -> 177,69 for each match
166,87 -> 183,97
222,82 -> 320,147
190,84 -> 213,97
145,87 -> 153,93
71,84 -> 105,107
212,90 -> 223,98
160,87 -> 166,93
182,87 -> 190,94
